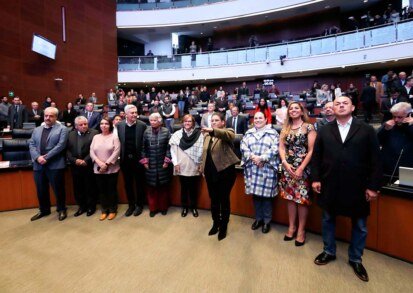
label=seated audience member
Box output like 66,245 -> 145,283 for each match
8,96 -> 28,130
378,102 -> 413,177
0,96 -> 10,125
269,84 -> 280,98
400,76 -> 413,103
42,96 -> 52,109
89,92 -> 98,104
67,116 -> 98,217
160,96 -> 176,133
90,117 -> 121,221
215,92 -> 228,114
117,105 -> 147,217
255,98 -> 272,124
29,107 -> 68,221
149,99 -> 161,114
140,113 -> 172,217
381,88 -> 407,122
238,82 -> 249,100
241,111 -> 280,234
169,114 -> 204,218
75,94 -> 86,105
201,102 -> 216,128
60,102 -> 78,127
275,98 -> 288,126
225,106 -> 247,135
28,101 -> 44,127
231,94 -> 244,113
316,84 -> 332,105
315,102 -> 335,131
200,112 -> 240,241
81,102 -> 101,130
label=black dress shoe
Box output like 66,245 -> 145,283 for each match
218,225 -> 227,241
58,210 -> 67,221
124,206 -> 135,217
74,209 -> 85,217
133,206 -> 143,217
251,220 -> 264,230
86,209 -> 96,217
149,211 -> 157,217
349,261 -> 369,282
191,208 -> 199,217
208,224 -> 219,236
284,235 -> 294,241
314,252 -> 336,265
30,211 -> 51,221
262,223 -> 271,234
161,210 -> 167,215
181,208 -> 188,217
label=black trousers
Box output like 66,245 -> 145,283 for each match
34,168 -> 66,213
179,175 -> 199,209
121,160 -> 146,208
362,101 -> 374,122
95,173 -> 118,213
71,165 -> 97,211
205,167 -> 236,225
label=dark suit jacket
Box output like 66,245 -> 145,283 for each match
226,115 -> 247,135
360,86 -> 376,104
400,86 -> 413,100
215,98 -> 228,112
311,118 -> 382,218
116,120 -> 147,162
81,111 -> 101,130
66,129 -> 98,167
28,109 -> 44,127
8,104 -> 28,129
381,97 -> 408,122
60,109 -> 78,127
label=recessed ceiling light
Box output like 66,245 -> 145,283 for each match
363,0 -> 368,3
200,32 -> 203,35
325,5 -> 330,9
213,26 -> 217,29
394,59 -> 399,62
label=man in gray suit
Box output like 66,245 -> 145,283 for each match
29,107 -> 69,221
8,96 -> 28,129
117,105 -> 147,217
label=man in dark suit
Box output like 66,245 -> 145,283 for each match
29,107 -> 69,221
66,116 -> 98,217
238,82 -> 250,100
199,86 -> 211,103
400,76 -> 413,103
28,101 -> 44,127
360,81 -> 376,123
311,96 -> 382,282
225,106 -> 247,135
215,92 -> 228,114
381,88 -> 407,122
81,102 -> 101,130
117,104 -> 147,217
8,96 -> 28,129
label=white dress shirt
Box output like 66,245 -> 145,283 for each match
337,117 -> 352,143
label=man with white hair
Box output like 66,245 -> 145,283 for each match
378,102 -> 413,177
66,116 -> 98,217
28,101 -> 43,127
117,104 -> 147,217
29,107 -> 68,221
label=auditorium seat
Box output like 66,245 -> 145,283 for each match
2,139 -> 31,161
11,129 -> 34,139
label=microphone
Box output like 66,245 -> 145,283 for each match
389,148 -> 404,185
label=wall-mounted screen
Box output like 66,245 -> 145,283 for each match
31,34 -> 56,60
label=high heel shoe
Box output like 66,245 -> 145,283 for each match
295,233 -> 306,246
283,230 -> 296,241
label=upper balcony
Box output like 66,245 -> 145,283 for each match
118,19 -> 413,84
117,0 -> 227,11
116,0 -> 331,29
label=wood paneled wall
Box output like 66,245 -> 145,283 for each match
0,0 -> 118,108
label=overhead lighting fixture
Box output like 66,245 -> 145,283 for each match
325,5 -> 330,9
363,0 -> 368,3
394,59 -> 399,62
200,32 -> 203,35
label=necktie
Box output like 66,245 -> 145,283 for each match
87,112 -> 91,120
232,117 -> 236,133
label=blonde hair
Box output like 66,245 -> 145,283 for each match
281,102 -> 309,138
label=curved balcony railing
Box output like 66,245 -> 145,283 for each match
117,0 -> 227,11
118,19 -> 413,71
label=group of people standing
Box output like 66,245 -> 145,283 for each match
28,95 -> 384,282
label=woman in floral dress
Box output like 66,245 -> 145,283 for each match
279,102 -> 316,246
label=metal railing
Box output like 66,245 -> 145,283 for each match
118,19 -> 413,71
117,0 -> 227,11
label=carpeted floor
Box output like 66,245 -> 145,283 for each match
0,205 -> 412,293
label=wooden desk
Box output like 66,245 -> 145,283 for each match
1,168 -> 412,262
